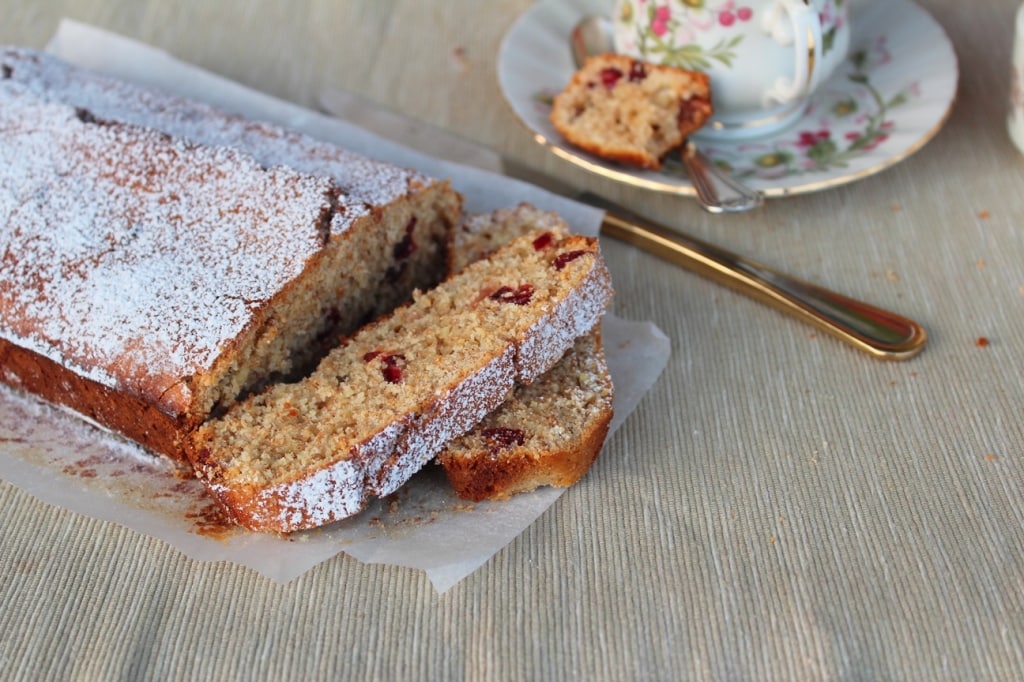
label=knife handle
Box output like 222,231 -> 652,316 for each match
588,195 -> 927,360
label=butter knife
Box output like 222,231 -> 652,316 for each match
318,89 -> 926,361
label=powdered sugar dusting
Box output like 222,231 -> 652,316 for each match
372,345 -> 517,497
0,80 -> 334,413
516,255 -> 614,383
269,457 -> 365,529
1,48 -> 430,229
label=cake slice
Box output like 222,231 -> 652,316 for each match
189,231 -> 614,532
550,53 -> 712,169
438,204 -> 614,501
0,49 -> 460,463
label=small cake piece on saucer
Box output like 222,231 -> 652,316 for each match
550,53 -> 712,170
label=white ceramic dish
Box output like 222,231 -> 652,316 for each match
497,0 -> 958,198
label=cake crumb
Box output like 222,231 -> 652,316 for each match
978,209 -> 990,219
450,46 -> 470,72
976,336 -> 990,348
889,203 -> 902,212
977,259 -> 987,269
985,453 -> 999,462
885,268 -> 900,282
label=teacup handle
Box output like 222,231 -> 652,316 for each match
761,0 -> 824,106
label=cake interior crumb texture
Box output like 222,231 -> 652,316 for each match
191,231 -> 613,531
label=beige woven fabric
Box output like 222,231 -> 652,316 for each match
2,0 -> 1024,679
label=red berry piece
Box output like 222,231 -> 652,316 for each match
532,232 -> 554,250
382,363 -> 404,384
599,67 -> 623,88
489,284 -> 535,305
382,354 -> 407,384
628,61 -> 647,82
393,216 -> 418,260
553,250 -> 587,270
364,351 -> 407,383
481,427 -> 526,453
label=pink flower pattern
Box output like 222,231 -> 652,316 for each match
691,36 -> 920,180
617,0 -> 841,70
651,6 -> 671,37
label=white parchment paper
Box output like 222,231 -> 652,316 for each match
0,20 -> 670,594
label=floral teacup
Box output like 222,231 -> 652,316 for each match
613,0 -> 850,140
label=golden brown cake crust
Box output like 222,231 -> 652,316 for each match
439,403 -> 612,502
0,337 -> 188,460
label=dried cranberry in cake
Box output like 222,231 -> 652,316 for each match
554,250 -> 588,270
393,216 -> 417,260
599,67 -> 623,89
532,231 -> 555,251
381,354 -> 406,384
489,284 -> 535,305
482,427 -> 527,454
364,351 -> 406,383
550,53 -> 712,170
628,61 -> 647,82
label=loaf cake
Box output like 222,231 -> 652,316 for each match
439,204 -> 614,501
0,49 -> 460,463
190,230 -> 613,532
550,53 -> 712,169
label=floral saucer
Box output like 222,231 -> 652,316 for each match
497,0 -> 958,197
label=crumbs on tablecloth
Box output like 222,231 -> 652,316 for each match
890,203 -> 902,212
450,46 -> 470,72
976,336 -> 990,347
978,209 -> 991,219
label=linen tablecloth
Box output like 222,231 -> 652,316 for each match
1,1 -> 1023,679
